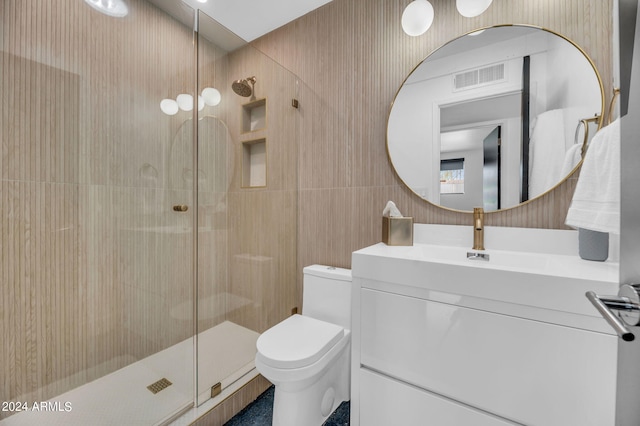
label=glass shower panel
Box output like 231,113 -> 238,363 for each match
195,10 -> 299,406
1,0 -> 196,424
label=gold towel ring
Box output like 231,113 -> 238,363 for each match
577,115 -> 601,156
608,87 -> 621,125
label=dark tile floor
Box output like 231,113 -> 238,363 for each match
224,386 -> 350,426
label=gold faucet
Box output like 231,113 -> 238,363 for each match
473,207 -> 485,250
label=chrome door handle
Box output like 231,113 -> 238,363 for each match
586,284 -> 640,342
586,292 -> 636,341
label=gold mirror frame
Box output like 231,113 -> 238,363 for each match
387,24 -> 605,214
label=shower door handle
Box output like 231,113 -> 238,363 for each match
586,284 -> 640,342
173,204 -> 189,212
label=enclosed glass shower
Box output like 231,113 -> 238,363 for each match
1,1 -> 299,424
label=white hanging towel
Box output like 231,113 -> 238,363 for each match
559,143 -> 583,178
529,109 -> 567,198
565,119 -> 620,234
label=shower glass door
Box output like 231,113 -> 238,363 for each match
1,0 -> 197,424
194,10 -> 299,406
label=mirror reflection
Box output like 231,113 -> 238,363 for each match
387,25 -> 604,212
169,116 -> 233,227
169,115 -> 232,193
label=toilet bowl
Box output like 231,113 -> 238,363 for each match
255,265 -> 352,426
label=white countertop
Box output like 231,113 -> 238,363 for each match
352,224 -> 620,332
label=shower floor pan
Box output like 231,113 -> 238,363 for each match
1,321 -> 259,426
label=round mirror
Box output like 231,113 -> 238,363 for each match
169,115 -> 233,193
387,25 -> 604,212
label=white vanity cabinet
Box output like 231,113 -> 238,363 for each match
350,226 -> 620,426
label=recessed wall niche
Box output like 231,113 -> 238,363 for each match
241,98 -> 267,133
242,138 -> 267,188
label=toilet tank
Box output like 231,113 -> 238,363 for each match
302,265 -> 352,330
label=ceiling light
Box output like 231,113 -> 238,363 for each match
84,0 -> 128,17
160,99 -> 179,116
402,0 -> 434,37
456,0 -> 493,18
201,87 -> 221,106
176,94 -> 194,111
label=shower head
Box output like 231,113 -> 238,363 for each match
232,76 -> 256,97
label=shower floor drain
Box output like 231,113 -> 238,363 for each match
147,378 -> 172,394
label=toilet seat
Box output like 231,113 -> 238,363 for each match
256,314 -> 344,369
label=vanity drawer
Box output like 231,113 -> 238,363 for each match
360,288 -> 617,426
360,368 -> 515,426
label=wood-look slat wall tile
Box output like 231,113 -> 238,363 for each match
191,375 -> 272,426
2,0 -> 614,422
253,0 -> 614,269
222,43 -> 300,336
1,0 -> 205,419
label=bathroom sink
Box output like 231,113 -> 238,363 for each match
352,224 -> 620,333
352,224 -> 620,426
411,244 -> 550,271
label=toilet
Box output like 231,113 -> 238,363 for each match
255,264 -> 352,426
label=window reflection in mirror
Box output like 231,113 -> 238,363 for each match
439,126 -> 502,211
440,158 -> 465,195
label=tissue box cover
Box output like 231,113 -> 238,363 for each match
382,217 -> 413,246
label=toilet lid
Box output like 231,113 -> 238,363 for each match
257,314 -> 344,369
